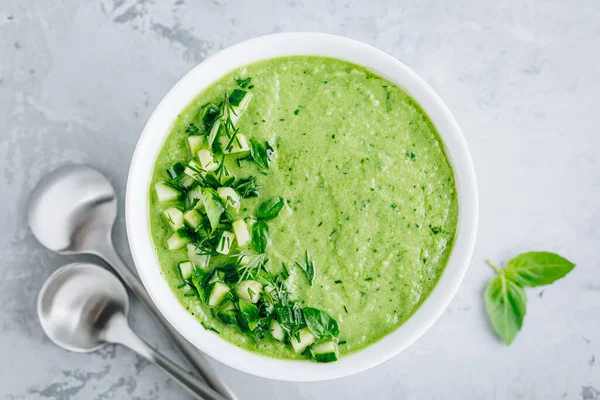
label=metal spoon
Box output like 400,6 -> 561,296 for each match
38,263 -> 226,400
28,165 -> 236,400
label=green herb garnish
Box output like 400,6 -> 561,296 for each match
201,188 -> 225,232
251,220 -> 269,254
201,321 -> 220,334
232,176 -> 261,198
484,252 -> 575,345
249,139 -> 271,169
302,307 -> 339,340
295,250 -> 316,286
256,197 -> 285,220
236,77 -> 253,88
186,123 -> 202,135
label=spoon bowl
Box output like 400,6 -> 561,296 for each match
37,263 -> 128,352
28,165 -> 116,255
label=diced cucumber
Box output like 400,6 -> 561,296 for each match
187,135 -> 204,155
165,162 -> 186,180
311,341 -> 339,363
197,149 -> 219,172
184,160 -> 205,181
166,229 -> 193,250
187,243 -> 210,270
179,175 -> 196,189
216,301 -> 237,325
290,328 -> 315,353
177,260 -> 194,280
218,133 -> 251,155
186,185 -> 206,211
235,280 -> 262,303
232,219 -> 251,247
269,319 -> 285,341
207,120 -> 224,149
155,182 -> 182,203
163,207 -> 184,230
183,209 -> 202,229
217,187 -> 240,212
216,231 -> 235,255
228,89 -> 252,125
208,282 -> 230,307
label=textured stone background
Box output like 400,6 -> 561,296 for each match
1,0 -> 599,399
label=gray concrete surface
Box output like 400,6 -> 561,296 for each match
1,0 -> 599,399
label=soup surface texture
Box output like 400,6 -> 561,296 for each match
149,56 -> 458,360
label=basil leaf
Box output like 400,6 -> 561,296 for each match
237,299 -> 260,332
251,220 -> 269,253
256,196 -> 285,220
250,139 -> 269,169
295,250 -> 315,286
201,188 -> 224,232
302,307 -> 340,339
504,252 -> 575,287
484,274 -> 527,345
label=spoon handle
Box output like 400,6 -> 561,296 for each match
97,239 -> 237,400
105,313 -> 227,400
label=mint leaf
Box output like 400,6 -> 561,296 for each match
302,307 -> 339,339
251,220 -> 269,254
256,197 -> 284,220
505,252 -> 575,287
484,273 -> 527,345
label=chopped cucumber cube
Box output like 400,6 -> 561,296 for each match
228,89 -> 252,125
207,120 -> 224,150
197,149 -> 219,172
163,207 -> 184,230
179,175 -> 196,189
235,280 -> 262,303
232,219 -> 251,247
166,229 -> 193,250
183,209 -> 202,229
208,282 -> 230,307
187,243 -> 211,270
187,135 -> 204,155
311,341 -> 339,363
217,187 -> 240,212
216,231 -> 235,255
218,133 -> 250,155
165,162 -> 186,180
155,182 -> 182,203
216,301 -> 237,325
186,185 -> 205,211
290,328 -> 315,353
269,319 -> 285,341
177,261 -> 194,280
184,160 -> 205,181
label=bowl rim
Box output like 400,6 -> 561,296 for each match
126,32 -> 478,382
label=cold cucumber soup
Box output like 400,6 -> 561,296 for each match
149,56 -> 458,362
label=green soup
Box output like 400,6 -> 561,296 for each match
149,56 -> 458,361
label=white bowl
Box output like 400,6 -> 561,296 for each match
126,32 -> 478,381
